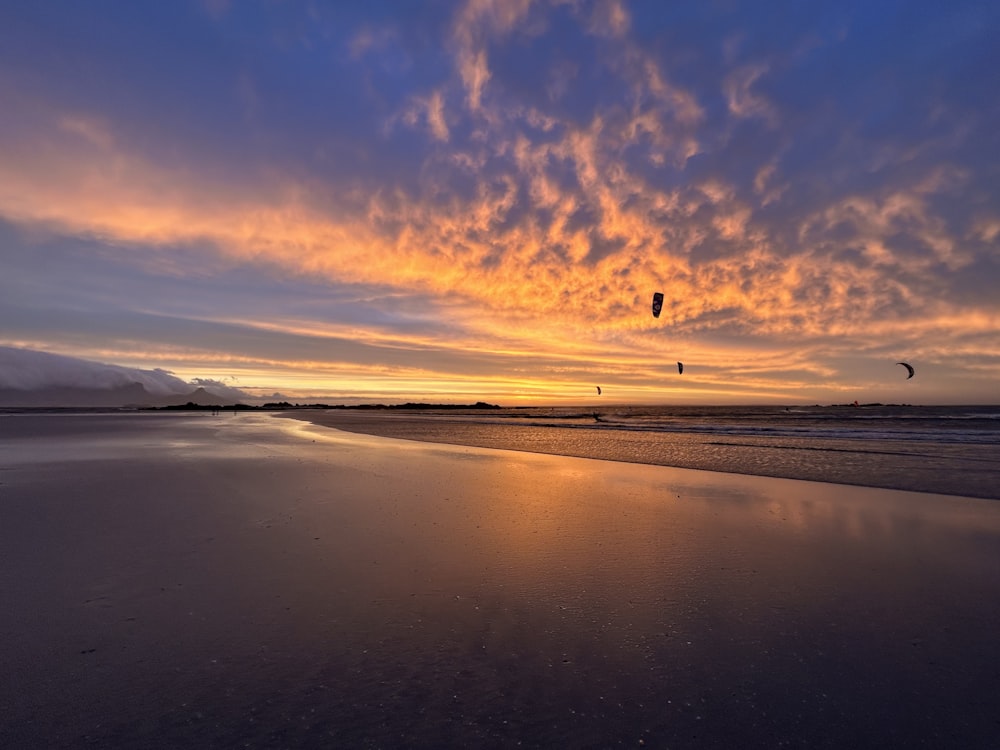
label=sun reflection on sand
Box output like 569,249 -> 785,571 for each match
3,411 -> 1000,747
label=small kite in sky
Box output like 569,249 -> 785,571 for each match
897,362 -> 915,379
652,292 -> 663,318
678,362 -> 684,374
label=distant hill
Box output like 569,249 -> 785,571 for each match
0,383 -> 239,408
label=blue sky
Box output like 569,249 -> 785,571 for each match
1,0 -> 998,404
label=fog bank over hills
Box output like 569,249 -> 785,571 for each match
0,347 -> 252,407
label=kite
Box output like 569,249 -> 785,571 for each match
897,362 -> 915,379
652,292 -> 663,318
677,362 -> 684,374
596,386 -> 602,395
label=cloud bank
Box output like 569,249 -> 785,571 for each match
0,346 -> 250,401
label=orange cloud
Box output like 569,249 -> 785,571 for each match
6,106 -> 990,377
1,1 -> 997,404
723,63 -> 777,126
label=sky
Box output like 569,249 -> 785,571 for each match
1,0 -> 998,405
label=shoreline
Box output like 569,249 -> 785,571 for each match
280,409 -> 1000,500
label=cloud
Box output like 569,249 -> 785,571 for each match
58,114 -> 116,150
399,89 -> 451,141
0,345 -> 240,396
0,0 -> 996,403
0,82 -> 989,361
587,0 -> 631,39
188,377 -> 250,401
723,63 -> 777,126
348,25 -> 398,60
450,0 -> 537,112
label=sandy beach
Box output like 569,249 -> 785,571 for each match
283,407 -> 1000,500
2,411 -> 999,748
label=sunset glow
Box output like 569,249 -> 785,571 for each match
2,1 -> 997,404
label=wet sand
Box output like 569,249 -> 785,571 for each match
2,412 -> 999,748
285,409 -> 1000,500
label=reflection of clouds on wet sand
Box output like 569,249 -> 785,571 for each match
2,412 -> 999,747
669,468 -> 999,540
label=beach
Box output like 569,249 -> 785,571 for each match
2,411 -> 999,748
287,406 -> 1000,500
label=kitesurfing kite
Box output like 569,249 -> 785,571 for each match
897,362 -> 915,379
596,386 -> 602,395
677,362 -> 684,374
652,292 -> 663,318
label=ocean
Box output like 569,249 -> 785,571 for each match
299,404 -> 1000,500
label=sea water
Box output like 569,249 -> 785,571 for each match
317,404 -> 1000,499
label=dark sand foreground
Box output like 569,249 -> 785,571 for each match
2,412 -> 999,748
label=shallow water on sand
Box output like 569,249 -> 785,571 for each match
292,405 -> 1000,499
